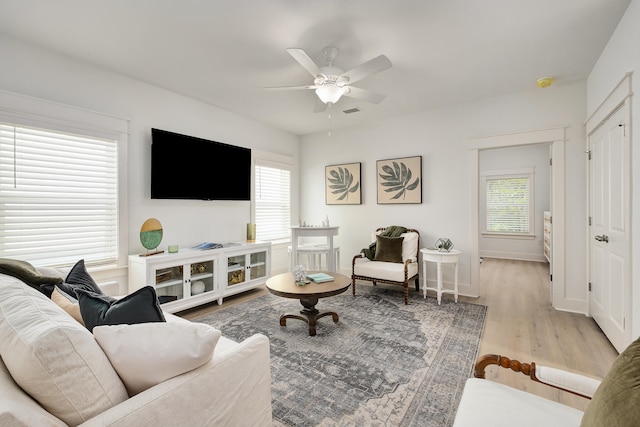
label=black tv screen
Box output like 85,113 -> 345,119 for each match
151,128 -> 251,200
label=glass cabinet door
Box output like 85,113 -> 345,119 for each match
248,251 -> 267,281
154,265 -> 184,304
189,260 -> 215,296
227,254 -> 247,286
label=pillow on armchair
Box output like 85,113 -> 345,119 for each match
400,231 -> 419,262
373,235 -> 404,263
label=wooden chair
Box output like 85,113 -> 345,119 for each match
351,227 -> 420,304
453,353 -> 611,426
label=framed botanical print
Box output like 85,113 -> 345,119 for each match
376,155 -> 422,204
325,162 -> 361,205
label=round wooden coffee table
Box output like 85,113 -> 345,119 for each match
265,271 -> 351,336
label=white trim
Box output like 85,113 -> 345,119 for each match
480,167 -> 535,177
469,149 -> 480,297
585,73 -> 633,135
470,126 -> 566,150
481,233 -> 536,240
480,252 -> 547,263
0,89 -> 128,137
469,127 -> 567,310
0,90 -> 129,268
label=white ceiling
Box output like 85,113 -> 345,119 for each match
0,0 -> 631,135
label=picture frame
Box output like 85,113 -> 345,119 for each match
376,155 -> 422,204
325,162 -> 362,205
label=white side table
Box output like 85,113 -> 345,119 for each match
421,248 -> 460,305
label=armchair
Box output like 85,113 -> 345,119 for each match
454,336 -> 640,426
351,227 -> 420,304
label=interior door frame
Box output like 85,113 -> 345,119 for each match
468,127 -> 567,309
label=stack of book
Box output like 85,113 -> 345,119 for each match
193,242 -> 223,250
306,273 -> 334,283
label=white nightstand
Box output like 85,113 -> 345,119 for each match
420,248 -> 460,305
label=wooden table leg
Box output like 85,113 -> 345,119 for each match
278,296 -> 340,336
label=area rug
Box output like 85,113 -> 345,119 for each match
195,286 -> 487,427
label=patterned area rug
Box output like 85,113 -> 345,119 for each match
195,286 -> 486,427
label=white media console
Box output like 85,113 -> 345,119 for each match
128,241 -> 271,313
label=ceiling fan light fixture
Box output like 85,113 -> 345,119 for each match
315,84 -> 345,104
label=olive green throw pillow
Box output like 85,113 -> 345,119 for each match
581,336 -> 640,426
0,258 -> 62,295
373,235 -> 404,263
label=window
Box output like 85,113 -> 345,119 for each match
254,159 -> 291,242
0,123 -> 119,266
481,168 -> 534,236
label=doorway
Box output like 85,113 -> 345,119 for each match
478,144 -> 551,264
469,127 -> 566,309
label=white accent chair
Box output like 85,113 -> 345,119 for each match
351,227 -> 420,304
453,351 -> 630,427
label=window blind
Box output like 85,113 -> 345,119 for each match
485,176 -> 530,233
0,123 -> 118,266
254,162 -> 291,241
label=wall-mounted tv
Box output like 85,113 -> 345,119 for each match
151,128 -> 251,201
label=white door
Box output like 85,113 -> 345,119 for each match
589,104 -> 630,353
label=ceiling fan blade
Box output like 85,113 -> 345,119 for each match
343,86 -> 386,104
264,85 -> 317,91
286,48 -> 326,79
340,55 -> 392,84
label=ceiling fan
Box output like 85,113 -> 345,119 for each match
265,46 -> 392,109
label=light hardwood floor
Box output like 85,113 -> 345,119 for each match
459,257 -> 617,411
180,257 -> 618,411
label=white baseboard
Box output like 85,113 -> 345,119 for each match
480,250 -> 547,263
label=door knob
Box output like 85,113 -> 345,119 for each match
594,234 -> 609,243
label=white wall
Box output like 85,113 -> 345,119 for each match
300,81 -> 587,306
587,0 -> 640,338
0,34 -> 300,292
479,144 -> 551,262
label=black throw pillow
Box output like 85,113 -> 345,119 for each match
76,286 -> 166,332
0,258 -> 63,296
60,259 -> 105,297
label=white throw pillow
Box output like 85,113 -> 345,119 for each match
0,274 -> 128,426
93,322 -> 221,396
401,232 -> 419,262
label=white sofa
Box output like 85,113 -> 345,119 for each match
0,273 -> 272,427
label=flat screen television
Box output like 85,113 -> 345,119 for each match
151,128 -> 251,200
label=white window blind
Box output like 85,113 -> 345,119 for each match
254,161 -> 291,241
0,123 -> 118,266
483,170 -> 533,234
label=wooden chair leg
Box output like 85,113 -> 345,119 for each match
404,284 -> 409,304
351,277 -> 356,296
